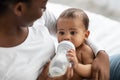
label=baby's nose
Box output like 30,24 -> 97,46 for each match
63,35 -> 71,41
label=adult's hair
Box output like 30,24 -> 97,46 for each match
0,0 -> 32,15
58,8 -> 89,30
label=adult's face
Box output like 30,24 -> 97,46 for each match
15,0 -> 48,27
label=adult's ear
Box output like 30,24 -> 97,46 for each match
13,2 -> 27,16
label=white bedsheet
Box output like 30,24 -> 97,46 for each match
47,2 -> 120,56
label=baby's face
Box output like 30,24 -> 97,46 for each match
57,18 -> 89,48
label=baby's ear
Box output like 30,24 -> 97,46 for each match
85,30 -> 90,40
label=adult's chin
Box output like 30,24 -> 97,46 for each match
28,23 -> 33,27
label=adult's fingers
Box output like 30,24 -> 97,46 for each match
66,65 -> 73,79
91,59 -> 99,80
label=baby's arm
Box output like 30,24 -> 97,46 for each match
74,62 -> 92,78
79,43 -> 95,78
67,43 -> 95,78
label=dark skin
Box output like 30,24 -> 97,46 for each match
92,51 -> 110,80
0,0 -> 109,80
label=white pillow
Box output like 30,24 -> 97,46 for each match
47,2 -> 120,56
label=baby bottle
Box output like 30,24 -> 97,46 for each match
48,40 -> 75,77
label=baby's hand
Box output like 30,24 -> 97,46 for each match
67,49 -> 79,69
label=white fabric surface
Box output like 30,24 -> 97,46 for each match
47,2 -> 120,56
0,24 -> 55,80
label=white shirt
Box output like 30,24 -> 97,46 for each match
0,23 -> 55,80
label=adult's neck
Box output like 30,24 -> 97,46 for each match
0,14 -> 27,35
0,14 -> 28,47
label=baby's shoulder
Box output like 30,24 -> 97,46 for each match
81,43 -> 93,53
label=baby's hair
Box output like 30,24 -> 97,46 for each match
58,8 -> 89,30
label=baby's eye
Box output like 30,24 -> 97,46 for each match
70,31 -> 77,35
58,31 -> 65,35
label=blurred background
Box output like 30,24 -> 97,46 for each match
49,0 -> 120,22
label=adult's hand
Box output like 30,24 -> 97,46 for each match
91,50 -> 110,80
37,62 -> 50,80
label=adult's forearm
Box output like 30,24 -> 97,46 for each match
92,50 -> 110,80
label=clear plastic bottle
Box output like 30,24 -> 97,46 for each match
48,40 -> 75,77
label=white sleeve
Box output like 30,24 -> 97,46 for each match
42,9 -> 57,37
42,2 -> 70,37
86,39 -> 104,56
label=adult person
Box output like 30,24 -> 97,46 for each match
0,0 -> 109,80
